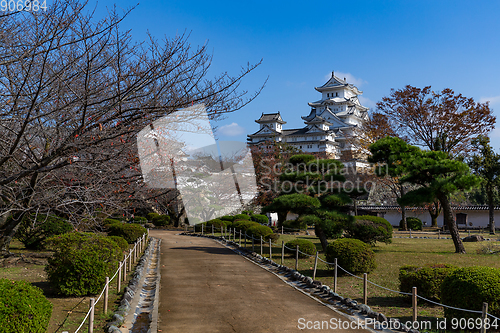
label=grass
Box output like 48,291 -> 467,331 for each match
1,238 -> 146,333
223,229 -> 500,325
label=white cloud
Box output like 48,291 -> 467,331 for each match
358,96 -> 376,109
480,95 -> 500,107
217,122 -> 245,136
324,71 -> 367,87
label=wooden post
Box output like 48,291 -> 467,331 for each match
239,230 -> 242,246
481,302 -> 488,333
117,262 -> 122,291
123,258 -> 127,279
244,232 -> 247,248
281,241 -> 285,265
185,224 -> 187,232
269,238 -> 272,260
409,228 -> 412,238
334,258 -> 337,293
234,228 -> 236,241
128,249 -> 132,270
363,273 -> 367,305
295,244 -> 299,271
89,298 -> 95,333
104,277 -> 109,314
313,251 -> 319,280
212,224 -> 214,236
438,230 -> 440,239
412,287 -> 417,322
260,236 -> 263,255
252,237 -> 255,252
201,223 -> 204,235
281,225 -> 283,234
269,238 -> 273,260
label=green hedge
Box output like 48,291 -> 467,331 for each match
108,235 -> 129,252
285,239 -> 316,258
0,279 -> 52,333
220,215 -> 236,222
399,264 -> 456,301
251,214 -> 269,224
400,217 -> 423,230
45,233 -> 121,296
325,238 -> 376,274
344,215 -> 392,245
147,212 -> 160,221
232,219 -> 260,231
441,266 -> 500,320
107,223 -> 147,243
152,214 -> 170,227
206,219 -> 230,230
234,213 -> 251,221
247,224 -> 276,242
133,216 -> 148,223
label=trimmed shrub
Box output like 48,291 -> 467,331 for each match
399,264 -> 456,301
108,235 -> 129,252
16,214 -> 73,250
285,239 -> 316,258
247,224 -> 276,242
147,212 -> 160,221
0,279 -> 52,333
251,214 -> 269,224
441,266 -> 500,320
220,215 -> 236,222
344,215 -> 392,245
152,214 -> 170,227
232,219 -> 260,231
283,219 -> 307,231
399,217 -> 423,231
45,232 -> 121,296
325,238 -> 376,274
242,210 -> 254,216
133,216 -> 148,223
234,213 -> 251,221
206,219 -> 227,230
107,223 -> 147,243
104,218 -> 121,228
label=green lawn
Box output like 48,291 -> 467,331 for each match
234,231 -> 500,324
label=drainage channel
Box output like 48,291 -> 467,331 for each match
120,237 -> 161,333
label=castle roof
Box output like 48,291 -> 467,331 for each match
315,72 -> 362,95
255,112 -> 286,124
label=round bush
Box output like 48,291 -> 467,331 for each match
232,219 -> 260,232
45,232 -> 121,296
325,238 -> 376,274
107,222 -> 147,243
246,224 -> 276,242
399,264 -> 456,301
441,266 -> 500,320
16,214 -> 73,250
285,239 -> 316,258
234,213 -> 251,221
399,217 -> 422,230
0,279 -> 52,333
152,214 -> 170,227
133,216 -> 148,223
206,219 -> 227,230
108,235 -> 129,252
220,215 -> 236,222
147,212 -> 160,221
345,215 -> 393,245
251,214 -> 269,224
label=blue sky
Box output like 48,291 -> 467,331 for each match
92,0 -> 500,151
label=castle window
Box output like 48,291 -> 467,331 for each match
336,92 -> 338,97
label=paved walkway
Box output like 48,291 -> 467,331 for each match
150,230 -> 371,333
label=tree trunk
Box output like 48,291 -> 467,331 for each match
400,185 -> 407,231
488,185 -> 495,235
428,201 -> 441,228
0,213 -> 22,257
315,224 -> 329,252
437,193 -> 466,254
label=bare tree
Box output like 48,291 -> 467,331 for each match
0,0 -> 263,256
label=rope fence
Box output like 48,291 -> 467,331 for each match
187,224 -> 496,332
69,231 -> 149,333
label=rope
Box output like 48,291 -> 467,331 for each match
417,295 -> 483,313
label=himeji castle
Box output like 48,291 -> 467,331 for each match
247,72 -> 369,163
